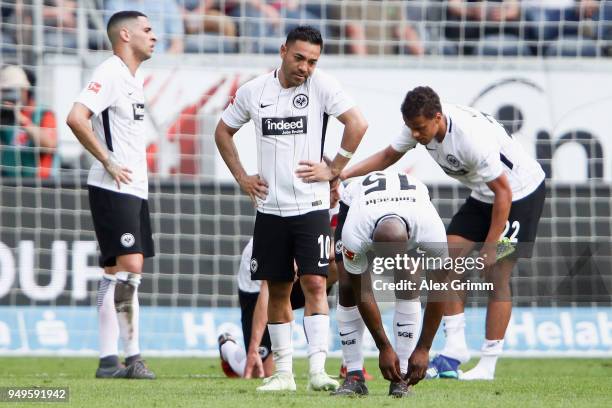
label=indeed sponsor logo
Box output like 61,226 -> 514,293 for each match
505,311 -> 612,349
262,116 -> 307,136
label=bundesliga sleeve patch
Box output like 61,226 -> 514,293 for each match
343,247 -> 356,261
87,82 -> 102,93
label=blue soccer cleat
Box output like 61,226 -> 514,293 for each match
425,355 -> 461,379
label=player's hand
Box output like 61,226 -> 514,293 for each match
378,344 -> 402,383
295,160 -> 334,183
405,345 -> 429,386
103,157 -> 132,189
479,242 -> 497,269
243,348 -> 264,378
237,174 -> 268,207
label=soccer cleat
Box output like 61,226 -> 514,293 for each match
217,332 -> 240,378
307,371 -> 340,391
496,237 -> 516,261
426,354 -> 460,379
95,365 -> 130,379
339,364 -> 374,381
125,360 -> 156,379
331,374 -> 369,396
388,381 -> 412,398
256,372 -> 296,392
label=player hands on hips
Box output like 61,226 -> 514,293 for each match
341,86 -> 546,382
214,25 -> 367,392
66,11 -> 157,379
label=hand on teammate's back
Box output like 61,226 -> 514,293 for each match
378,344 -> 402,383
405,345 -> 429,386
295,160 -> 334,183
102,157 -> 132,189
238,174 -> 269,207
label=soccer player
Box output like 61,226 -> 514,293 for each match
333,170 -> 447,397
215,25 -> 368,392
342,86 -> 546,381
220,190 -> 341,379
66,10 -> 157,379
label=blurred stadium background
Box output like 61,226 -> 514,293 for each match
0,0 -> 611,357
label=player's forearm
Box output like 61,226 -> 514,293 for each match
416,297 -> 444,350
66,116 -> 110,165
486,189 -> 512,243
331,108 -> 368,177
248,282 -> 269,353
349,273 -> 392,350
342,148 -> 394,179
214,128 -> 248,184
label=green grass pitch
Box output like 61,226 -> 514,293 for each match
0,357 -> 610,407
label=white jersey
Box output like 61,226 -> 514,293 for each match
391,103 -> 545,203
76,55 -> 149,199
221,68 -> 355,217
341,171 -> 447,275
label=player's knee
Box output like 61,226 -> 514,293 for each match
115,254 -> 143,273
300,275 -> 326,297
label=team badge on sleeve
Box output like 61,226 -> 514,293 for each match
87,82 -> 102,94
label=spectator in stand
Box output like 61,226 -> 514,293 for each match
105,0 -> 185,53
524,0 -> 612,57
0,65 -> 57,178
42,0 -> 78,51
444,0 -> 530,56
226,1 -> 327,54
326,1 -> 430,56
180,0 -> 238,53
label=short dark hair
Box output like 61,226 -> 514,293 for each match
400,86 -> 443,120
286,25 -> 323,49
107,10 -> 147,38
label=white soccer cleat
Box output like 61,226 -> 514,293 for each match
307,371 -> 340,391
459,367 -> 494,381
256,372 -> 296,392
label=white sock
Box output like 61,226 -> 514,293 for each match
97,273 -> 119,358
336,305 -> 365,373
393,300 -> 421,375
221,340 -> 247,377
303,315 -> 330,375
440,313 -> 471,363
268,322 -> 293,374
117,273 -> 141,359
477,339 -> 504,374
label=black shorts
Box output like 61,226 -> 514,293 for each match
88,185 -> 155,267
333,202 -> 349,261
251,210 -> 330,281
446,181 -> 546,257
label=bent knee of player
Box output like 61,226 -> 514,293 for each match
300,274 -> 327,298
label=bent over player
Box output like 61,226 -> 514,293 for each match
335,170 -> 448,397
